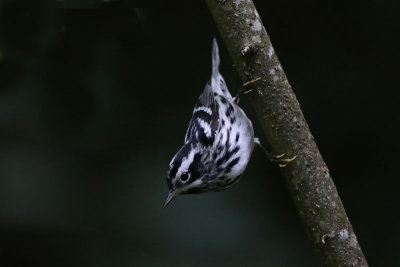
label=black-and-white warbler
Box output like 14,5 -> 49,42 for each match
165,39 -> 295,207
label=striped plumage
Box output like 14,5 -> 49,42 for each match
165,39 -> 255,206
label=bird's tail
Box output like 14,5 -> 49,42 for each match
210,38 -> 232,99
211,38 -> 220,83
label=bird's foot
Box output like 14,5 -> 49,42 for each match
269,153 -> 297,168
234,77 -> 261,104
254,137 -> 297,167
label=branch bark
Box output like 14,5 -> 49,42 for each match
206,1 -> 368,266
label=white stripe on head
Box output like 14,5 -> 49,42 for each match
177,147 -> 197,177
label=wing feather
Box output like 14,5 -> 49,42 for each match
184,83 -> 219,146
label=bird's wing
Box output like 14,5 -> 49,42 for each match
184,83 -> 219,146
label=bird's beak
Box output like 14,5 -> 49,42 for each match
164,190 -> 177,207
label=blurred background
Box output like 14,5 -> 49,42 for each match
0,1 -> 399,266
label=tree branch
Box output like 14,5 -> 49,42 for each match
205,1 -> 368,266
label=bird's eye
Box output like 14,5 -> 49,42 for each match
180,172 -> 190,182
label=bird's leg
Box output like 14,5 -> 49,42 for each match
234,77 -> 261,104
254,137 -> 297,167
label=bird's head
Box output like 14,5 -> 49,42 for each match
165,144 -> 206,207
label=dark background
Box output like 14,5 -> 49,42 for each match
0,1 -> 399,266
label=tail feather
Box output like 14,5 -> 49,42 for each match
209,38 -> 233,99
211,38 -> 220,81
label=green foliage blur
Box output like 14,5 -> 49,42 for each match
0,2 -> 399,266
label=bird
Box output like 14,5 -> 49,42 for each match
165,38 -> 295,207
